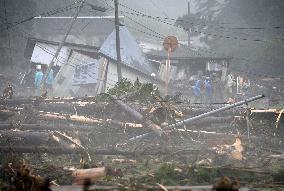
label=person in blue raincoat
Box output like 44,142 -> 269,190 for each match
192,79 -> 201,103
204,77 -> 212,103
34,65 -> 43,96
46,68 -> 54,95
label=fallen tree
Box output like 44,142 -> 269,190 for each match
110,95 -> 165,137
0,146 -> 203,156
0,130 -> 51,145
38,111 -> 143,128
0,123 -> 93,131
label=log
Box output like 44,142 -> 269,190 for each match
0,109 -> 15,120
72,167 -> 106,185
38,111 -> 143,128
110,95 -> 164,136
0,123 -> 93,131
0,96 -> 98,105
0,146 -> 205,156
112,159 -> 137,164
51,185 -> 249,191
267,154 -> 284,160
0,130 -> 51,145
38,102 -> 110,115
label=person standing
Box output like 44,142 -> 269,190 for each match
204,77 -> 212,103
46,68 -> 54,96
192,79 -> 202,103
34,65 -> 43,96
225,72 -> 234,99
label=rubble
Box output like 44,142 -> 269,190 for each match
0,80 -> 283,190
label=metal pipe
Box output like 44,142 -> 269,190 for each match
168,94 -> 265,128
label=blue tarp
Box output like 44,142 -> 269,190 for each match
99,26 -> 157,75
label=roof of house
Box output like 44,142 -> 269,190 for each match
146,45 -> 232,61
99,26 -> 157,75
24,37 -> 99,59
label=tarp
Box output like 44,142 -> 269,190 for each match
99,26 -> 157,75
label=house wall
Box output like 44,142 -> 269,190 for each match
53,50 -> 98,97
105,62 -> 164,91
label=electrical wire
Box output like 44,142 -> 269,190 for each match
118,1 -> 284,31
0,1 -> 80,31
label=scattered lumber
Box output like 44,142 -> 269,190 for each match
0,130 -> 51,145
267,154 -> 284,160
51,184 -> 249,191
0,109 -> 15,120
110,95 -> 165,136
72,167 -> 106,185
0,123 -> 93,131
38,111 -> 143,128
112,158 -> 137,164
0,96 -> 98,105
0,146 -> 209,156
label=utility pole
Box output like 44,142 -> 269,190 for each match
187,1 -> 190,48
114,0 -> 122,82
40,0 -> 85,92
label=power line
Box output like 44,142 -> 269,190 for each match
0,1 -> 79,31
99,6 -> 283,77
122,10 -> 284,44
123,14 -> 166,39
114,1 -> 284,43
119,1 -> 284,31
100,0 -> 165,41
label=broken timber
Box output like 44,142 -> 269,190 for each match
38,111 -> 143,128
110,95 -> 165,136
0,130 -> 51,145
0,146 -> 200,155
0,123 -> 93,131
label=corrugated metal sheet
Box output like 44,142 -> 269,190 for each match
99,26 -> 157,75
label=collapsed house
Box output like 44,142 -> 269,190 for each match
146,46 -> 232,98
24,26 -> 164,97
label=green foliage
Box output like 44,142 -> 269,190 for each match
155,163 -> 177,185
108,78 -> 134,97
104,78 -> 160,103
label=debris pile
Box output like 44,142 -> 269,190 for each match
0,80 -> 283,190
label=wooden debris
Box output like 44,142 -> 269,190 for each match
110,95 -> 165,136
112,158 -> 137,164
72,167 -> 106,185
0,123 -> 93,131
0,130 -> 51,145
38,111 -> 143,128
